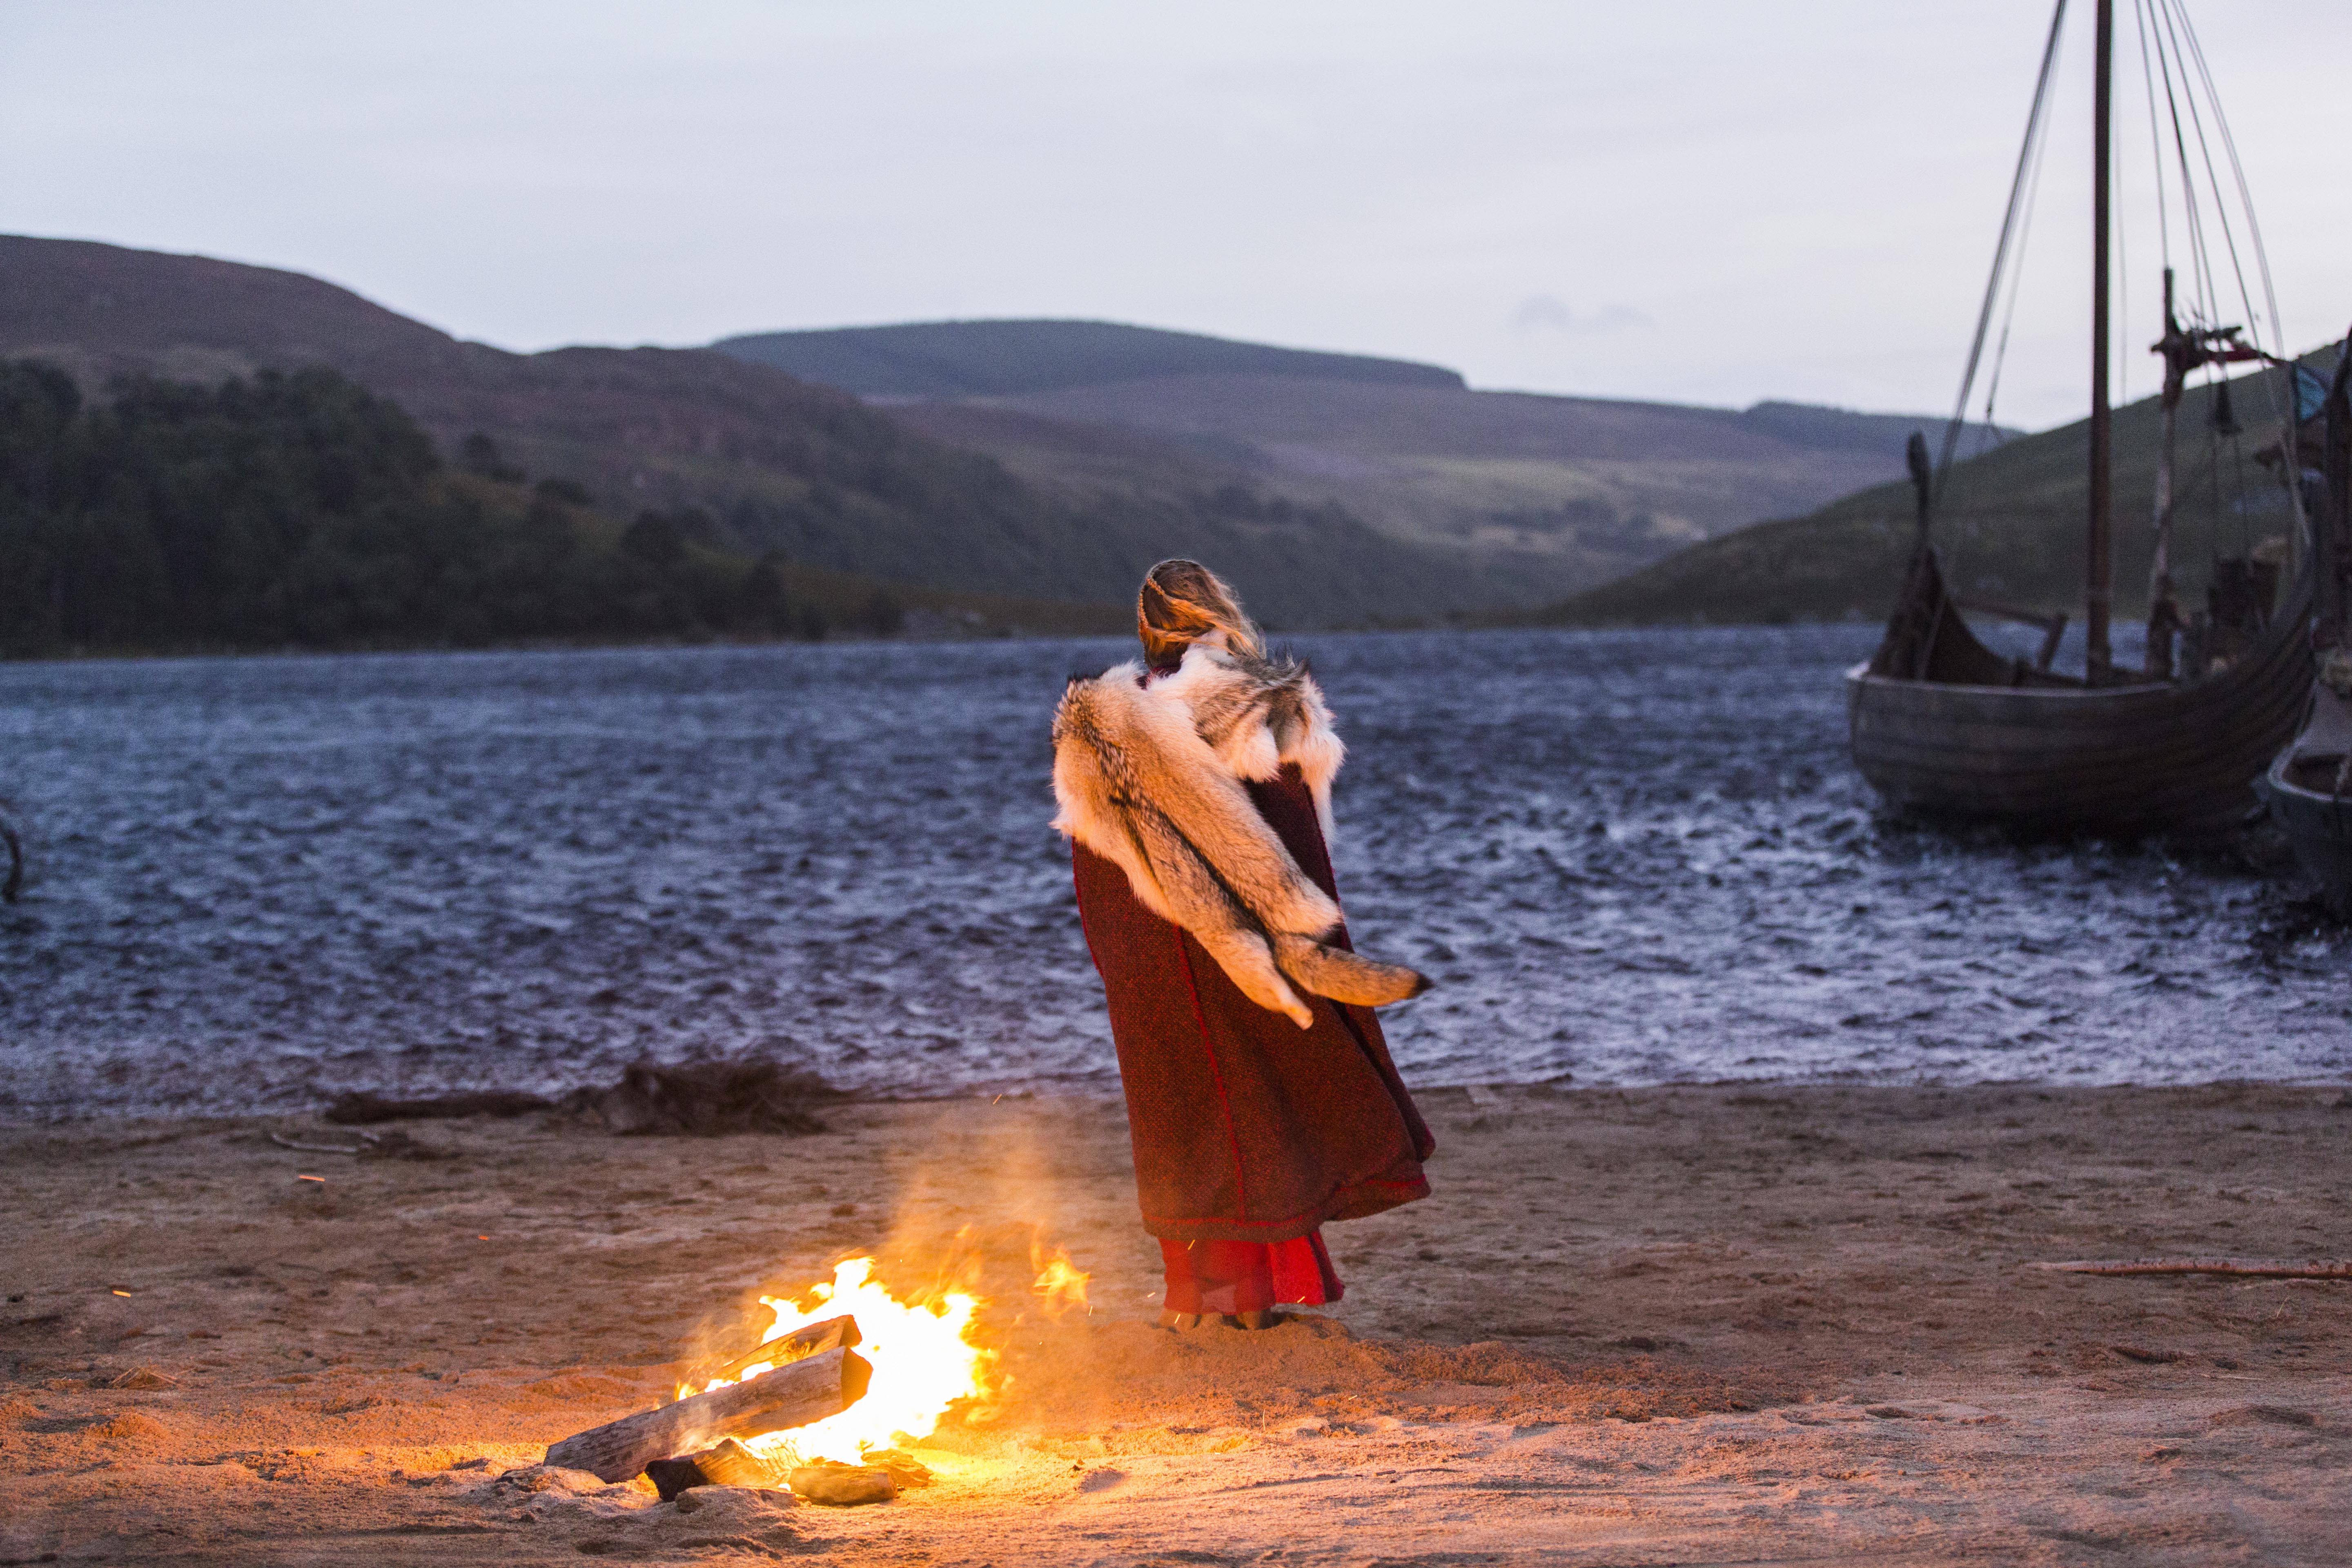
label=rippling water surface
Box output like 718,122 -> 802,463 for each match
3,627 -> 2347,1118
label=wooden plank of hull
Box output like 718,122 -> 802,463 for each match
1854,695 -> 2306,768
1846,576 -> 2313,833
1854,697 -> 2311,784
1851,690 -> 2308,828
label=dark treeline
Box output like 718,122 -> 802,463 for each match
0,360 -> 901,656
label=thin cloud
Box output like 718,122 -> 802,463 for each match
1508,295 -> 1653,335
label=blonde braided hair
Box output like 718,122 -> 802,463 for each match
1136,559 -> 1264,669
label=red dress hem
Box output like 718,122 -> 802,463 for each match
1160,1231 -> 1344,1315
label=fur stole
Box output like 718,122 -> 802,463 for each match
1052,643 -> 1428,1028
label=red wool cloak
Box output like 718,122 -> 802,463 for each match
1073,763 -> 1434,1245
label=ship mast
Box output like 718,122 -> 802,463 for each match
2085,0 -> 2115,683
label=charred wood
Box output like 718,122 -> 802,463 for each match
643,1438 -> 784,1500
543,1316 -> 865,1484
686,1314 -> 864,1391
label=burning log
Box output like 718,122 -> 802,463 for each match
693,1340 -> 799,1390
642,1438 -> 784,1500
544,1316 -> 868,1483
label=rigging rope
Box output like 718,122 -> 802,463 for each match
1933,0 -> 2069,517
2114,60 -> 2130,410
2167,0 -> 2290,445
1978,83 -> 2056,450
2147,0 -> 2217,327
1932,0 -> 2290,586
2145,0 -> 2297,570
2132,0 -> 2172,274
2163,0 -> 2269,353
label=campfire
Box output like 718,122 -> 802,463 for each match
544,1242 -> 1087,1504
685,1256 -> 993,1464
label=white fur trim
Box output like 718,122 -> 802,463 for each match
1151,643 -> 1345,838
1052,649 -> 1423,1022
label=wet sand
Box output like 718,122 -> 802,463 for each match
4,1082 -> 2349,1565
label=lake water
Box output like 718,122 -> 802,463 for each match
2,627 -> 2348,1120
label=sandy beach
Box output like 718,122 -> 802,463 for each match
4,1082 -> 2349,1565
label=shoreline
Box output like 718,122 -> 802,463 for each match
6,1082 -> 2349,1562
9,1066 -> 2351,1130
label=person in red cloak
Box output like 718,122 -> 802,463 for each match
1055,560 -> 1434,1330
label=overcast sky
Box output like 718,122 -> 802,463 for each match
4,1 -> 2345,428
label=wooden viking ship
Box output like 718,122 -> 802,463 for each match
2256,340 -> 2352,906
1846,0 -> 2313,835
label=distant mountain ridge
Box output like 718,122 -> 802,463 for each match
0,235 -> 1498,626
1735,400 -> 1992,458
723,318 -> 2012,610
1523,359 -> 2319,629
715,318 -> 1466,398
0,233 -> 2017,629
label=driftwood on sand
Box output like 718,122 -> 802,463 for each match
563,1058 -> 836,1136
317,1057 -> 837,1138
543,1316 -> 867,1483
2034,1258 -> 2352,1280
270,1132 -> 369,1155
267,1129 -> 449,1161
326,1091 -> 552,1124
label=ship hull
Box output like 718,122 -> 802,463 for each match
1846,587 -> 2312,836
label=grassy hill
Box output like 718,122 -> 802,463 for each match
717,318 -> 2010,610
0,357 -> 1118,658
1527,365 -> 2316,626
715,318 -> 1465,397
0,235 -> 2042,630
0,236 -> 1488,628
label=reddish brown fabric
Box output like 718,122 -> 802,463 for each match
1073,762 -> 1434,1244
1160,1232 -> 1342,1314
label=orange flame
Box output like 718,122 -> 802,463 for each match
689,1257 -> 993,1464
